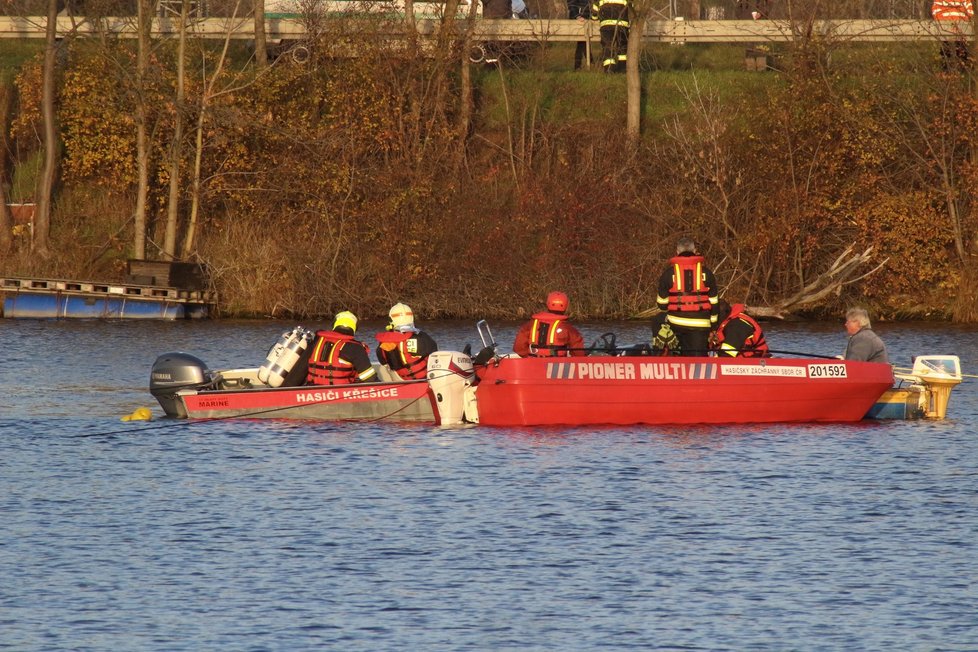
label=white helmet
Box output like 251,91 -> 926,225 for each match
389,303 -> 415,332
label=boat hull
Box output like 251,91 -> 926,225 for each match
172,380 -> 438,421
474,356 -> 895,426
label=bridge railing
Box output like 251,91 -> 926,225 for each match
0,15 -> 972,43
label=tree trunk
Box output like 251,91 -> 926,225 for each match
0,79 -> 14,253
253,0 -> 267,68
33,0 -> 61,259
183,0 -> 241,259
134,0 -> 153,260
404,0 -> 417,58
625,9 -> 645,144
163,0 -> 189,260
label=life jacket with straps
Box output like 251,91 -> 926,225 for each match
528,311 -> 574,357
375,331 -> 429,380
664,253 -> 715,330
306,330 -> 367,385
932,0 -> 973,20
714,304 -> 770,357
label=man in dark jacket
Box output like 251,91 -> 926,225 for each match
568,0 -> 591,69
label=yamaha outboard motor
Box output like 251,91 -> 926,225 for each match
150,352 -> 214,418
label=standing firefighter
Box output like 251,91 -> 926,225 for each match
932,0 -> 974,67
591,0 -> 629,73
656,237 -> 720,357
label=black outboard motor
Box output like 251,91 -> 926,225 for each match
150,352 -> 214,418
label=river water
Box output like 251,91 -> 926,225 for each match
1,318 -> 976,651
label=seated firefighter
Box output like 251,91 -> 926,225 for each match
513,291 -> 586,357
306,311 -> 378,385
375,302 -> 439,381
711,300 -> 770,358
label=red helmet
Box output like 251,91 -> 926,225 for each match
546,291 -> 569,313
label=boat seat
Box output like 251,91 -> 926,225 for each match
373,363 -> 401,383
215,368 -> 267,389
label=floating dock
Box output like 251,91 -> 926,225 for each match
1,276 -> 216,320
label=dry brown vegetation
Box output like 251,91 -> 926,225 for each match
0,22 -> 976,321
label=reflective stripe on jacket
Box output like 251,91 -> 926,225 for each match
307,330 -> 371,385
932,0 -> 974,20
377,331 -> 430,380
591,0 -> 629,27
529,311 -> 574,357
714,304 -> 770,357
657,253 -> 718,329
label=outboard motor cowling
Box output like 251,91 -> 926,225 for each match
150,352 -> 213,418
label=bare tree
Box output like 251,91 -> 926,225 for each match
626,0 -> 650,143
134,0 -> 154,260
33,0 -> 62,259
253,0 -> 268,67
0,78 -> 13,254
183,0 -> 251,259
163,0 -> 191,260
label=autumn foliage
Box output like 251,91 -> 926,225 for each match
2,35 -> 976,321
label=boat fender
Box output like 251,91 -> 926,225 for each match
258,326 -> 315,388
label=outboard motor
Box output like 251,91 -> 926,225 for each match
150,352 -> 214,418
427,351 -> 475,426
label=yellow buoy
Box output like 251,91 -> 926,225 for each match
121,407 -> 153,422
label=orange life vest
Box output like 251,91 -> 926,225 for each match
528,311 -> 574,357
376,331 -> 429,380
307,330 -> 365,385
932,0 -> 974,20
666,254 -> 714,313
714,304 -> 770,358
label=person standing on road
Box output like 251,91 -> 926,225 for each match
591,0 -> 629,72
569,0 -> 591,69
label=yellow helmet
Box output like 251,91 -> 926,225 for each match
333,310 -> 358,333
389,302 -> 415,331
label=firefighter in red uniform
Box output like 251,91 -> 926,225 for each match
932,0 -> 974,67
513,291 -> 586,357
375,302 -> 439,381
306,311 -> 378,385
711,299 -> 770,358
656,237 -> 719,357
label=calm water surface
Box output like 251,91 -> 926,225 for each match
1,318 -> 976,651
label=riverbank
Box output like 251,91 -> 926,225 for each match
1,38 -> 974,321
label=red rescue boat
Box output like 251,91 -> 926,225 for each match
470,355 -> 895,426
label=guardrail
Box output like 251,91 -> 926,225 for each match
0,16 -> 972,43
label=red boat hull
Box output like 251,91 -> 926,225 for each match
474,356 -> 894,426
178,380 -> 438,422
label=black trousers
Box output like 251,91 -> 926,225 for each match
673,326 -> 711,357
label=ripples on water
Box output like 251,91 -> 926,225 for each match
1,319 -> 977,651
